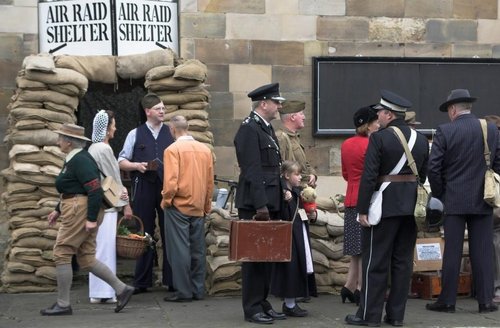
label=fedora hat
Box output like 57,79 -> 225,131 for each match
54,123 -> 91,141
439,89 -> 476,112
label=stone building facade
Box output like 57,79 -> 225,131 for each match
0,0 -> 499,274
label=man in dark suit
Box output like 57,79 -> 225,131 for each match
234,83 -> 287,324
426,89 -> 500,314
345,90 -> 429,327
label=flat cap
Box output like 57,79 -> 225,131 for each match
484,115 -> 500,129
279,100 -> 305,114
439,89 -> 476,112
248,83 -> 285,102
378,89 -> 412,113
353,105 -> 378,128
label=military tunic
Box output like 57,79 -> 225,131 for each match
275,127 -> 316,183
234,111 -> 283,318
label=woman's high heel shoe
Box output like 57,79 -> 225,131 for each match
340,287 -> 356,303
354,289 -> 361,306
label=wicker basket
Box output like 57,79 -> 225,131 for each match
116,215 -> 147,259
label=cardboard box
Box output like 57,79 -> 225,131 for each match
411,271 -> 471,300
228,219 -> 292,262
413,238 -> 445,272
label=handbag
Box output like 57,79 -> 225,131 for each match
102,175 -> 126,208
360,129 -> 417,225
390,127 -> 429,218
480,119 -> 500,208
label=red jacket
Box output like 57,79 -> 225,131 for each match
341,135 -> 369,207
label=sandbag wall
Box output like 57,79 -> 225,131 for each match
1,53 -> 87,292
205,198 -> 350,296
0,50 -> 213,293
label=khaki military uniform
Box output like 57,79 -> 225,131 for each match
275,127 -> 316,185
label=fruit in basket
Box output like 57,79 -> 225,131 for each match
127,233 -> 145,240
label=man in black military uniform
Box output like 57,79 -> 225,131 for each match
234,83 -> 287,324
345,90 -> 429,327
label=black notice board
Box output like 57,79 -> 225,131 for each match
313,57 -> 500,136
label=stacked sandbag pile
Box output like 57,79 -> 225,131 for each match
1,53 -> 88,292
143,58 -> 213,151
204,207 -> 241,296
204,199 -> 351,296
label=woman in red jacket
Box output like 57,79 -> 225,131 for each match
340,105 -> 379,305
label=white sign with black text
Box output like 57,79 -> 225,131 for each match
38,0 -> 113,55
115,0 -> 178,55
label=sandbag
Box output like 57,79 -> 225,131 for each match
22,53 -> 55,73
24,67 -> 88,94
6,182 -> 37,194
48,83 -> 81,97
188,119 -> 210,132
117,49 -> 176,79
8,129 -> 59,146
180,101 -> 209,110
15,119 -> 47,130
173,59 -> 207,81
15,89 -> 79,110
9,144 -> 40,158
13,237 -> 55,250
145,65 -> 176,81
12,162 -> 41,175
11,227 -> 41,241
309,224 -> 329,239
6,261 -> 35,273
36,266 -> 57,281
211,265 -> 240,283
10,107 -> 76,124
16,76 -> 47,90
145,76 -> 201,91
158,91 -> 209,105
189,130 -> 214,145
165,109 -> 208,121
15,151 -> 64,167
54,54 -> 117,84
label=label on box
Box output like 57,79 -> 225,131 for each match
416,242 -> 442,261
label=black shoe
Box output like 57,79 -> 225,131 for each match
425,302 -> 455,313
383,315 -> 404,327
296,296 -> 311,303
345,314 -> 380,327
40,303 -> 73,316
115,285 -> 134,313
133,287 -> 149,295
245,312 -> 274,324
192,294 -> 204,301
354,289 -> 361,306
265,308 -> 286,320
479,303 -> 498,313
341,287 -> 356,303
282,303 -> 308,317
163,295 -> 192,303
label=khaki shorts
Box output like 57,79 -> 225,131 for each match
53,196 -> 104,268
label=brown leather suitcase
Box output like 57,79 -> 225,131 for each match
228,219 -> 292,262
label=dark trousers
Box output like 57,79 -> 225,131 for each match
238,208 -> 278,317
438,214 -> 494,305
163,207 -> 206,299
132,177 -> 173,288
356,215 -> 417,323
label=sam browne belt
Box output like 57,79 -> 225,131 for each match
377,174 -> 417,183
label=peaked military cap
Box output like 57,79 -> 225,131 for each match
279,100 -> 305,114
353,105 -> 378,127
405,111 -> 421,125
248,83 -> 285,102
439,89 -> 476,112
378,89 -> 412,113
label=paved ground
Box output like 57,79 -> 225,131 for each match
1,280 -> 499,328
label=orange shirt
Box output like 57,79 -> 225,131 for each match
161,136 -> 214,217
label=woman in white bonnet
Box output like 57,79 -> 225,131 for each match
88,109 -> 133,304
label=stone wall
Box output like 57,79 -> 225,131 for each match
1,0 -> 499,277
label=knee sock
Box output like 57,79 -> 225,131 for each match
56,264 -> 73,307
90,260 -> 126,295
284,298 -> 296,308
